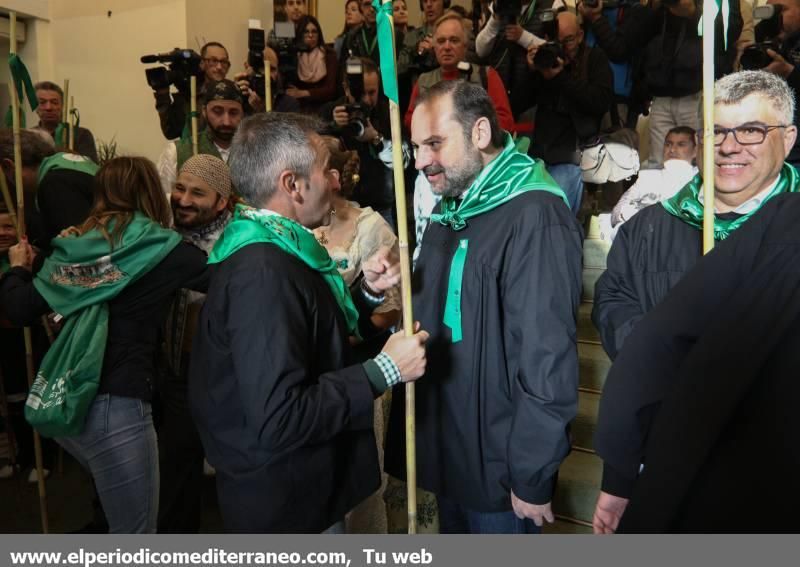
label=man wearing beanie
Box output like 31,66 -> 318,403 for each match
157,154 -> 233,532
157,79 -> 245,196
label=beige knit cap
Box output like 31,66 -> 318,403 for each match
179,154 -> 232,199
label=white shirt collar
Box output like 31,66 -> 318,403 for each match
698,175 -> 781,215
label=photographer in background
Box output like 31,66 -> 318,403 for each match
322,57 -> 411,229
150,42 -> 231,140
578,0 -> 656,129
747,0 -> 800,164
639,0 -> 742,167
475,0 -> 566,119
526,11 -> 613,214
235,47 -> 301,114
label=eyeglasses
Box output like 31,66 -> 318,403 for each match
304,28 -> 319,35
713,124 -> 788,146
203,58 -> 231,69
561,35 -> 579,46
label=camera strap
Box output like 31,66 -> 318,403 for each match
520,1 -> 538,25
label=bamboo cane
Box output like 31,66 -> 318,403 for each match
62,80 -> 70,148
265,60 -> 273,113
190,76 -> 199,156
378,0 -> 418,534
702,0 -> 716,254
0,174 -> 18,231
68,96 -> 75,151
9,12 -> 49,534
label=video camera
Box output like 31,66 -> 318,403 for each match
342,57 -> 369,139
273,21 -> 310,87
248,21 -> 267,99
141,48 -> 202,94
531,10 -> 562,70
741,5 -> 785,70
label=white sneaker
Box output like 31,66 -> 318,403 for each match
27,468 -> 50,483
202,459 -> 216,477
0,464 -> 17,479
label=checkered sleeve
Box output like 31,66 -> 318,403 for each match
374,352 -> 402,388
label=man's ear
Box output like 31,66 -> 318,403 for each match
472,117 -> 493,151
277,170 -> 304,203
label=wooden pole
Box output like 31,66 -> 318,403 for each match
0,174 -> 18,231
9,12 -> 49,534
265,60 -> 272,113
190,76 -> 199,156
702,0 -> 716,254
68,96 -> 75,151
379,0 -> 418,534
62,80 -> 70,148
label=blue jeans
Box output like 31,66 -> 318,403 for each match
546,163 -> 584,214
437,496 -> 542,534
57,394 -> 159,533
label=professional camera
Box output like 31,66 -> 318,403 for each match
342,58 -> 369,138
494,0 -> 523,25
740,5 -> 785,70
247,23 -> 267,98
273,21 -> 310,87
141,48 -> 202,94
534,9 -> 558,41
534,41 -> 565,69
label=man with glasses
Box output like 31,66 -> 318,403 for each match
154,42 -> 232,140
591,70 -> 799,533
525,10 -> 613,213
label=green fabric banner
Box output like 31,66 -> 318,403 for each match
26,214 -> 181,437
430,133 -> 567,342
209,204 -> 361,337
372,0 -> 399,104
661,163 -> 800,241
5,54 -> 38,127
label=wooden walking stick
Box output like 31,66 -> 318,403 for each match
68,96 -> 75,151
265,59 -> 273,113
62,79 -> 70,148
9,11 -> 49,534
701,0 -> 729,254
374,0 -> 418,533
190,76 -> 199,156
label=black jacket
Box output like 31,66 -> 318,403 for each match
595,193 -> 800,532
386,191 -> 583,511
188,243 -> 383,533
592,204 -> 704,360
0,241 -> 209,401
529,44 -> 614,165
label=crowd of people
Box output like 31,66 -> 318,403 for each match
0,0 -> 798,535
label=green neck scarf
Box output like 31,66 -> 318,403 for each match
429,134 -> 567,342
661,163 -> 800,241
209,204 -> 360,337
27,214 -> 181,436
0,254 -> 9,276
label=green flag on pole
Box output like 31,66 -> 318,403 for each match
372,0 -> 399,104
699,0 -> 730,49
6,54 -> 38,127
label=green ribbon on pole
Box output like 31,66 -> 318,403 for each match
698,0 -> 730,49
180,110 -> 201,143
5,54 -> 39,127
372,0 -> 399,104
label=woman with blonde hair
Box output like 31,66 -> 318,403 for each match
0,156 -> 209,533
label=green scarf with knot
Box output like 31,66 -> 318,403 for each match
26,214 -> 181,437
429,133 -> 567,343
209,204 -> 360,337
661,163 -> 800,240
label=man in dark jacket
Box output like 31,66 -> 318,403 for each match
526,11 -> 614,213
386,80 -> 582,534
592,70 -> 799,533
188,112 -> 428,533
475,0 -> 563,118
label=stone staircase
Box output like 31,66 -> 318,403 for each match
546,217 -> 611,534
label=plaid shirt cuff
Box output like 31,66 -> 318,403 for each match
374,352 -> 402,388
